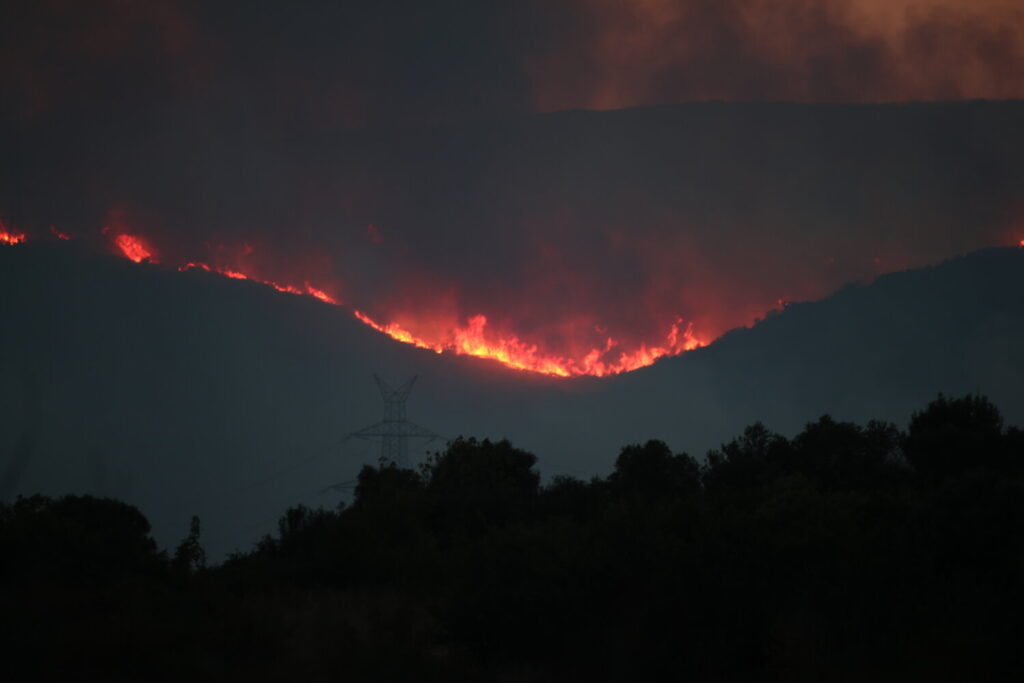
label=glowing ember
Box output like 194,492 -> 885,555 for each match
0,221 -> 26,245
50,225 -> 71,240
112,233 -> 157,263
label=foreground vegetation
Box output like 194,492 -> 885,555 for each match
3,394 -> 1024,682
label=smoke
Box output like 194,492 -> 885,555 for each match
0,0 -> 211,121
4,1 -> 1023,128
525,0 -> 1024,111
6,101 -> 1024,375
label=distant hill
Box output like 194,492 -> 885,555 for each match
1,243 -> 1021,556
591,247 -> 1024,457
4,100 -> 1024,345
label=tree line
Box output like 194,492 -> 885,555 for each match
2,394 -> 1023,681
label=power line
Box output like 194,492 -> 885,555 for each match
344,374 -> 443,466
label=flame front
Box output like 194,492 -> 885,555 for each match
3,223 -> 705,378
0,221 -> 26,245
179,263 -> 339,304
113,233 -> 157,263
353,310 -> 702,377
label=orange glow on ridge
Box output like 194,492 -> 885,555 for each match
353,310 -> 703,377
178,262 -> 338,305
12,225 -> 705,378
112,233 -> 157,263
50,225 -> 71,240
0,221 -> 26,245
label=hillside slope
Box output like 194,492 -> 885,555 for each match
1,243 -> 1021,554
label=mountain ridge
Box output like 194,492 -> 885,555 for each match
1,243 -> 1021,555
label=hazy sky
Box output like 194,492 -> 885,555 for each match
4,1 -> 1023,125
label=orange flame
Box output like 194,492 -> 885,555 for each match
50,225 -> 71,240
306,285 -> 339,305
354,311 -> 445,352
112,233 -> 157,263
0,221 -> 26,245
352,310 -> 703,377
12,224 -> 704,378
179,262 -> 339,305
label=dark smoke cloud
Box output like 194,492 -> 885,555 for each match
1,0 -> 529,128
4,1 -> 1022,130
525,0 -> 1024,111
0,0 -> 212,120
11,100 -> 1024,361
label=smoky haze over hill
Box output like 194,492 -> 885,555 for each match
1,242 -> 1021,557
4,101 -> 1024,363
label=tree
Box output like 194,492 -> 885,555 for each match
426,437 -> 539,531
172,515 -> 206,573
703,422 -> 790,491
0,494 -> 161,583
791,416 -> 903,490
904,394 -> 1004,478
609,439 -> 700,498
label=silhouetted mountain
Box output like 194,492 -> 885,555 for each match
0,242 -> 1021,556
591,246 -> 1024,456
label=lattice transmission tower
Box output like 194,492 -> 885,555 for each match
345,374 -> 442,466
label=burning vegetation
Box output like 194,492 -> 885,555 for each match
1,222 -> 706,377
7,216 -> 1024,378
0,221 -> 26,245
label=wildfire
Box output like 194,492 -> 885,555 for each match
50,225 -> 71,240
306,286 -> 339,305
179,262 -> 339,305
353,310 -> 703,377
0,221 -> 26,245
112,233 -> 157,263
354,311 -> 440,352
6,223 -> 705,377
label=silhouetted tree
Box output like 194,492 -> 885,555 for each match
354,461 -> 425,507
425,437 -> 539,532
7,395 -> 1024,682
791,416 -> 904,490
172,515 -> 206,574
0,494 -> 161,584
904,394 -> 1004,478
609,439 -> 700,498
703,422 -> 790,492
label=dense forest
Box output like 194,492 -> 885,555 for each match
3,394 -> 1023,682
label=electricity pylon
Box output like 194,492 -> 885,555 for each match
345,374 -> 442,466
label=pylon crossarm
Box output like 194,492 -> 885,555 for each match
344,374 -> 439,466
393,375 -> 418,402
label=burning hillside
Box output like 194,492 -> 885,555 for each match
5,102 -> 1024,378
0,221 -> 704,377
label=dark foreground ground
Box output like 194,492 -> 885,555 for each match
3,394 -> 1023,682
